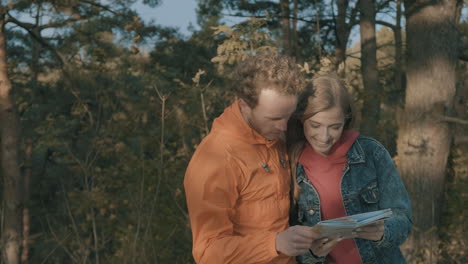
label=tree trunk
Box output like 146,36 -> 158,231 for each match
0,18 -> 22,264
394,0 -> 403,101
292,0 -> 300,60
313,0 -> 322,59
398,0 -> 460,261
359,0 -> 380,138
280,0 -> 291,55
20,141 -> 32,263
334,0 -> 350,77
21,8 -> 42,262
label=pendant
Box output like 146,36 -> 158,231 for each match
261,164 -> 271,173
280,157 -> 287,168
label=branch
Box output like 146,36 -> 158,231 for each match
79,0 -> 122,16
346,53 -> 361,60
459,36 -> 468,61
323,25 -> 334,40
438,115 -> 468,125
376,19 -> 396,30
221,12 -> 334,25
6,16 -> 89,31
6,14 -> 67,66
348,1 -> 361,29
346,40 -> 395,57
0,3 -> 15,15
454,136 -> 468,144
39,15 -> 93,30
376,0 -> 394,11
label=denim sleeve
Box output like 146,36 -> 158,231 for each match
372,145 -> 412,248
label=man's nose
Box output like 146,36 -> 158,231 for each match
277,119 -> 288,131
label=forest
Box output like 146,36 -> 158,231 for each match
0,0 -> 466,263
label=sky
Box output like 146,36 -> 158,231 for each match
133,0 -> 361,47
133,0 -> 200,37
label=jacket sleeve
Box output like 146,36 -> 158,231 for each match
184,146 -> 281,264
373,145 -> 413,248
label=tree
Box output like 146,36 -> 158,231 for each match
0,5 -> 23,263
397,0 -> 463,261
280,0 -> 292,55
334,0 -> 359,76
0,1 -> 155,263
359,0 -> 381,138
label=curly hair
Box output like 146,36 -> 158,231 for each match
234,53 -> 305,107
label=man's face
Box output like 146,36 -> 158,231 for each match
240,89 -> 298,141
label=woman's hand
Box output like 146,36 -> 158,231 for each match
355,220 -> 385,241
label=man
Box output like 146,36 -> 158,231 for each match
184,53 -> 328,264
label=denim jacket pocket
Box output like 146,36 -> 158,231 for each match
298,204 -> 319,225
359,181 -> 379,205
297,204 -> 310,223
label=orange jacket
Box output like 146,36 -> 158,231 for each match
184,101 -> 295,264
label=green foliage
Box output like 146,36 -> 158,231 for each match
4,1 -> 199,263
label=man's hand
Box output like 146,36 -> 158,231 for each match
355,220 -> 385,241
309,236 -> 342,257
275,225 -> 327,256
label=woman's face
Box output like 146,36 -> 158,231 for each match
303,106 -> 345,156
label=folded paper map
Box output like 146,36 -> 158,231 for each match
314,208 -> 393,238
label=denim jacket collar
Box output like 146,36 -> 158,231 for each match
346,138 -> 366,164
296,163 -> 306,183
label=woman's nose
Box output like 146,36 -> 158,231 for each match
317,128 -> 329,141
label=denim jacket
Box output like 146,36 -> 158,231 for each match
293,136 -> 412,264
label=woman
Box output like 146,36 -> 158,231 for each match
287,74 -> 412,264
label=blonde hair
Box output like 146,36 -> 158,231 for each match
234,53 -> 305,107
287,73 -> 355,202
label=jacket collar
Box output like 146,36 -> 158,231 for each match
296,137 -> 365,183
211,100 -> 279,148
346,137 -> 366,164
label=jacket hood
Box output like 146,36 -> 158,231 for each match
211,100 -> 278,147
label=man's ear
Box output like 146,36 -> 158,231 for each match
238,98 -> 252,115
